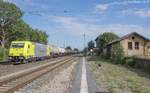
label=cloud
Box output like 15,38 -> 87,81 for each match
49,16 -> 150,39
134,9 -> 150,17
50,16 -> 92,36
126,0 -> 150,4
99,0 -> 150,6
121,9 -> 150,18
95,4 -> 108,13
95,1 -> 150,14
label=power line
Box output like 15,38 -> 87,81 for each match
25,9 -> 96,16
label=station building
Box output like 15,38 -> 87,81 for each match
96,32 -> 150,57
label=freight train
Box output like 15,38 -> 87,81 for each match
8,41 -> 72,64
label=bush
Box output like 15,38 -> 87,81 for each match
111,43 -> 125,64
0,47 -> 8,61
125,57 -> 136,67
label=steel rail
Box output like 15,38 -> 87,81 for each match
0,56 -> 68,65
0,56 -> 75,93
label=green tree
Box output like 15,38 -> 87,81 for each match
111,43 -> 124,64
5,19 -> 30,47
0,0 -> 49,60
82,47 -> 88,56
73,48 -> 79,51
0,0 -> 22,48
96,32 -> 119,55
29,29 -> 48,44
73,48 -> 79,53
65,46 -> 72,51
88,40 -> 95,51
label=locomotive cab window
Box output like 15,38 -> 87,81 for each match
11,43 -> 24,48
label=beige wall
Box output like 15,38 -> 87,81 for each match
120,34 -> 145,57
145,42 -> 150,56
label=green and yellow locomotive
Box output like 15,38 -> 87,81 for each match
9,41 -> 51,63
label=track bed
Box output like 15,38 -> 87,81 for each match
0,56 -> 68,77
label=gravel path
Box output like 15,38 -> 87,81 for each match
0,57 -> 66,77
71,58 -> 82,93
14,58 -> 79,93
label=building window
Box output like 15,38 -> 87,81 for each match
128,42 -> 132,50
132,36 -> 135,40
135,42 -> 139,50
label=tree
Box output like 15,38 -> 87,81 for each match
29,29 -> 48,44
65,46 -> 72,50
0,1 -> 49,60
0,0 -> 22,48
96,32 -> 119,55
73,48 -> 79,53
5,19 -> 31,47
82,47 -> 88,56
0,1 -> 49,48
88,40 -> 95,51
111,43 -> 124,64
73,48 -> 79,51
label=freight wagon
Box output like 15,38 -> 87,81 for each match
49,44 -> 60,57
49,45 -> 67,57
34,43 -> 50,61
9,41 -> 51,63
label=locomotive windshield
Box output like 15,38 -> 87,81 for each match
11,43 -> 24,48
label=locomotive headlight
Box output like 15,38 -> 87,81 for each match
19,53 -> 23,56
9,57 -> 12,59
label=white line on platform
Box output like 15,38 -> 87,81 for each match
80,57 -> 88,93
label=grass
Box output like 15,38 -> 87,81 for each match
88,56 -> 150,93
0,47 -> 8,61
87,56 -> 111,63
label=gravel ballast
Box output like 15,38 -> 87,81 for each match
0,57 -> 66,77
14,58 -> 78,93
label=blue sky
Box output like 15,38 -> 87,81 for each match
7,0 -> 150,49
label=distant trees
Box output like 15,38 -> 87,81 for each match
73,48 -> 79,51
88,40 -> 95,51
0,0 -> 48,48
82,47 -> 88,56
65,46 -> 72,51
28,29 -> 48,44
96,32 -> 119,55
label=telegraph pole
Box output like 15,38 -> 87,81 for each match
63,41 -> 65,48
83,33 -> 85,49
83,33 -> 86,56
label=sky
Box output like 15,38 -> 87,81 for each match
6,0 -> 150,50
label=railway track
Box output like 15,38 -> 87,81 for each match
0,61 -> 11,65
0,56 -> 67,65
0,56 -> 75,93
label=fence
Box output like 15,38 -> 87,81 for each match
134,57 -> 150,73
